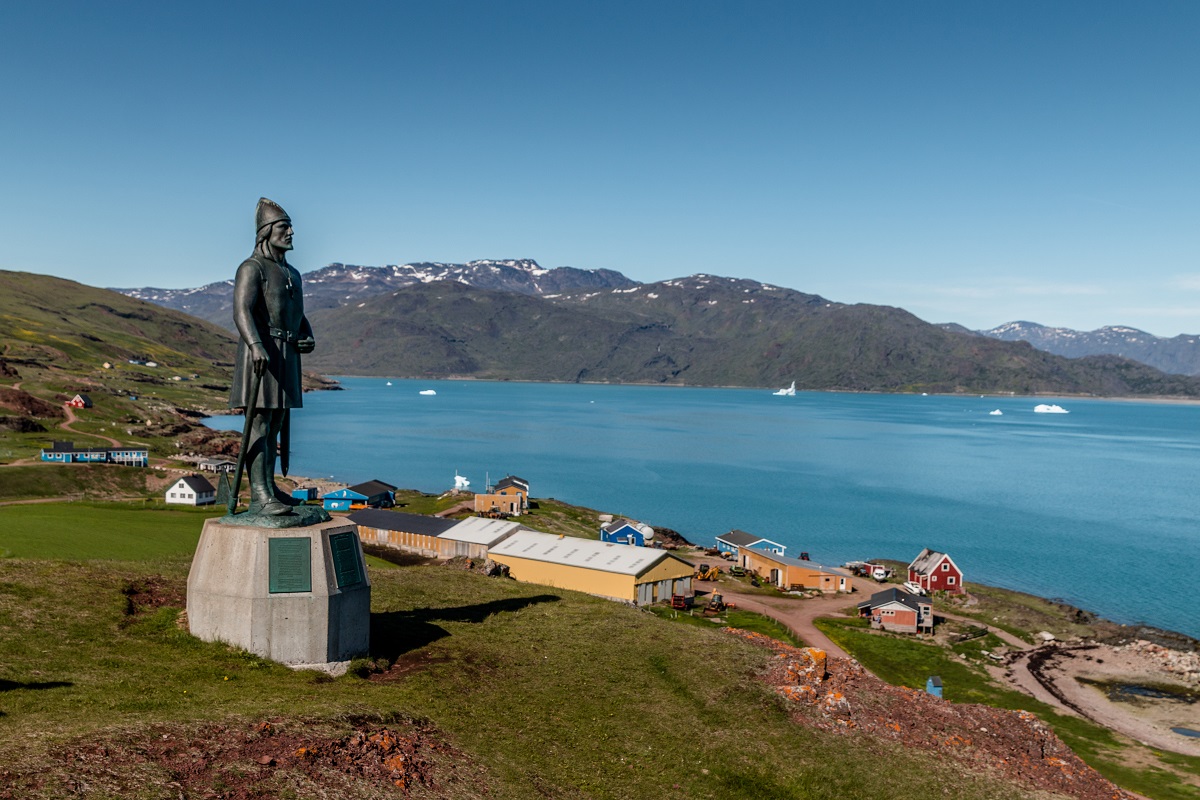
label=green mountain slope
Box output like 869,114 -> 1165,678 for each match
0,270 -> 238,460
304,277 -> 1200,397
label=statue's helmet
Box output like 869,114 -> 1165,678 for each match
255,198 -> 291,234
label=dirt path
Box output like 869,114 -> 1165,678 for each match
58,404 -> 123,448
704,583 -> 856,661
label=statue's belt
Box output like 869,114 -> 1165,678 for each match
268,326 -> 299,342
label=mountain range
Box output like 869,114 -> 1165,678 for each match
119,259 -> 1200,378
117,259 -> 635,327
942,321 -> 1200,376
292,275 -> 1200,397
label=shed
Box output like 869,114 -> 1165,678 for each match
439,517 -> 525,559
350,508 -> 457,557
166,474 -> 216,506
487,531 -> 694,604
926,676 -> 943,698
291,487 -> 318,501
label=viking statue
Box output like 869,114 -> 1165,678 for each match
228,198 -> 316,516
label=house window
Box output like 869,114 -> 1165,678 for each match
941,563 -> 949,571
947,576 -> 956,584
170,492 -> 176,498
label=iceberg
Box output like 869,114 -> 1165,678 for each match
419,389 -> 437,396
989,409 -> 1003,416
1033,403 -> 1069,414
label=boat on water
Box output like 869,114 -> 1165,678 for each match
419,389 -> 437,396
1034,403 -> 1069,414
773,381 -> 796,396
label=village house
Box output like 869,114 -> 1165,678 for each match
908,548 -> 965,595
599,518 -> 654,546
165,474 -> 216,506
322,479 -> 397,511
858,587 -> 934,633
197,458 -> 236,473
65,394 -> 92,409
492,475 -> 529,510
715,529 -> 786,558
290,486 -> 318,502
488,530 -> 694,605
739,546 -> 854,593
40,441 -> 149,467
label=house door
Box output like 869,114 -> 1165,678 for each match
770,568 -> 781,586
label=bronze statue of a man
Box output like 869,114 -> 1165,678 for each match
228,198 -> 315,516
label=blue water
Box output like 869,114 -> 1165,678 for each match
206,379 -> 1200,639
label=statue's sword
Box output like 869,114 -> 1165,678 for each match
280,409 -> 290,477
228,360 -> 265,514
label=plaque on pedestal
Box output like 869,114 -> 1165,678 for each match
186,517 -> 371,673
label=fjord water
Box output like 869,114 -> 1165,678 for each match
207,379 -> 1200,638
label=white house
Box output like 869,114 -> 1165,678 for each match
166,474 -> 216,506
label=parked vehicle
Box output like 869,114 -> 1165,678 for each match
903,581 -> 925,595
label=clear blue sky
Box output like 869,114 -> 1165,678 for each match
2,1 -> 1197,335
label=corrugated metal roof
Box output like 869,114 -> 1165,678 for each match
489,530 -> 683,577
441,517 -> 527,546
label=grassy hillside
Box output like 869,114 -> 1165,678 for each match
0,502 -> 1098,800
304,278 -> 1200,397
0,270 -> 240,462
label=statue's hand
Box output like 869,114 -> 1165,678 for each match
251,341 -> 270,372
296,336 -> 315,354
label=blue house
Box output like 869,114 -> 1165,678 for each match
600,518 -> 653,547
291,487 -> 318,502
40,441 -> 148,467
322,487 -> 369,511
715,529 -> 786,557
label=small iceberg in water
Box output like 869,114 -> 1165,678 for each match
1034,403 -> 1069,414
989,409 -> 1003,416
386,381 -> 392,386
419,389 -> 437,396
454,471 -> 470,490
773,381 -> 796,396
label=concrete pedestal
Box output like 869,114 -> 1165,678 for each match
187,517 -> 371,673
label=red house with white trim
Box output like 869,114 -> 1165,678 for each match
908,548 -> 964,595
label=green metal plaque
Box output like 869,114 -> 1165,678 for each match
269,537 -> 312,594
329,532 -> 363,589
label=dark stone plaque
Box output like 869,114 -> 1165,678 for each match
269,537 -> 312,593
329,532 -> 363,589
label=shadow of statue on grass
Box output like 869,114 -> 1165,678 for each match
370,594 -> 561,662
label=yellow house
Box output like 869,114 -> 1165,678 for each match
488,531 -> 695,604
740,546 -> 854,593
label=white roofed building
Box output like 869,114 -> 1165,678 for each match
487,530 -> 694,605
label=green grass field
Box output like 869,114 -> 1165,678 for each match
0,503 -> 1042,800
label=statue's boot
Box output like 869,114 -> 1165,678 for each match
247,445 -> 292,516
